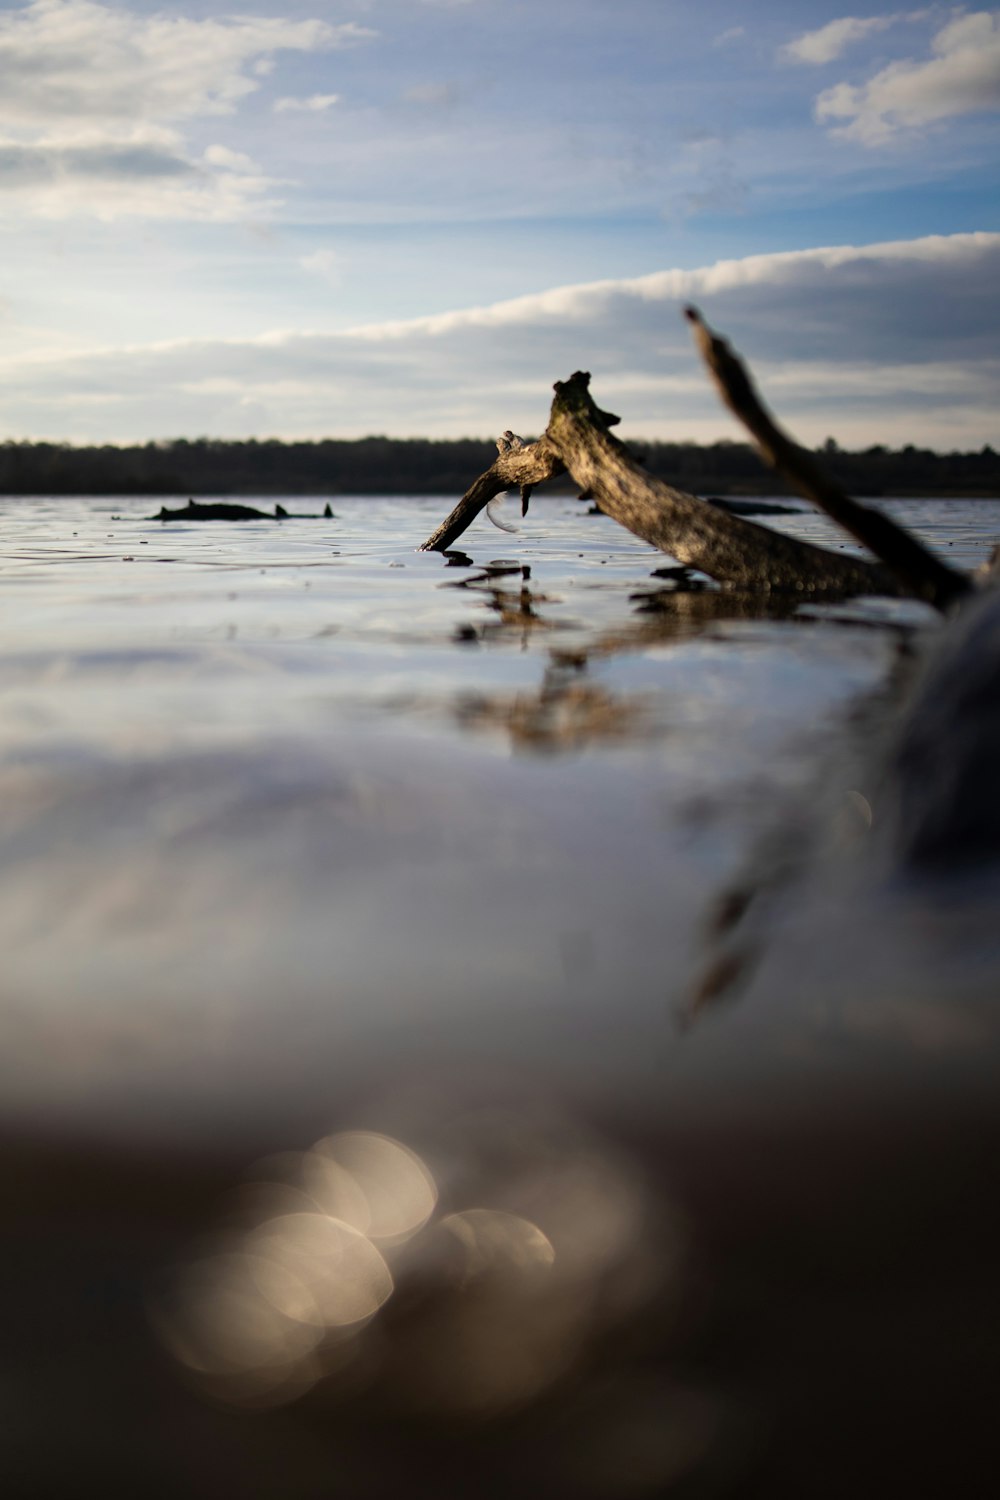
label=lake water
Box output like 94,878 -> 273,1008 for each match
2,492 -> 999,1495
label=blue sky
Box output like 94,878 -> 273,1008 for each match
0,0 -> 998,446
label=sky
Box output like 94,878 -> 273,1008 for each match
0,0 -> 998,448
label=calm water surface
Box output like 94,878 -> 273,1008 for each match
0,489 -> 995,1128
0,492 -> 995,1133
2,492 -> 998,1495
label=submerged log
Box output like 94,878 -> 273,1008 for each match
275,503 -> 335,519
153,499 -> 275,522
153,499 -> 336,522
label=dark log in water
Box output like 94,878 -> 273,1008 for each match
705,496 -> 801,517
153,499 -> 275,522
153,499 -> 336,522
275,503 -> 335,519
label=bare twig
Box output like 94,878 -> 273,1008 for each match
684,306 -> 971,613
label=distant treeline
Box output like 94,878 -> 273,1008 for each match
1,435 -> 998,498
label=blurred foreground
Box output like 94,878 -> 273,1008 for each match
1,495 -> 998,1495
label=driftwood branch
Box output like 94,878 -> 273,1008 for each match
544,372 -> 898,595
419,433 -> 565,553
684,307 -> 971,613
421,375 -> 899,598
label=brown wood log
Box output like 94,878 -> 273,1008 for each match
684,307 -> 971,613
421,375 -> 899,598
546,371 -> 899,595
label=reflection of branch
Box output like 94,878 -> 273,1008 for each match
457,665 -> 650,752
456,583 -> 813,752
422,374 -> 898,600
684,306 -> 971,613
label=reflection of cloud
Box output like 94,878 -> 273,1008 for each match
2,231 -> 996,446
815,11 -> 1000,142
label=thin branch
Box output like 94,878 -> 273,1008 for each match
684,306 -> 971,613
418,436 -> 564,553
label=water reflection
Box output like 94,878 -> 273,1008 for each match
450,583 -> 837,754
447,565 -> 562,649
450,581 -> 804,751
456,666 -> 651,751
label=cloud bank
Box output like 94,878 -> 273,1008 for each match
2,233 -> 997,448
0,0 -> 373,217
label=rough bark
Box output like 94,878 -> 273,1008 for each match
421,374 -> 899,598
546,371 -> 900,595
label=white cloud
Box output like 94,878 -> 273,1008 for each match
0,127 -> 192,187
0,123 -> 282,219
274,94 -> 341,114
816,10 -> 1000,142
300,248 -> 342,283
713,26 -> 746,48
1,233 -> 997,448
204,145 -> 258,173
781,14 -> 900,66
0,1 -> 368,127
0,1 -> 373,218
